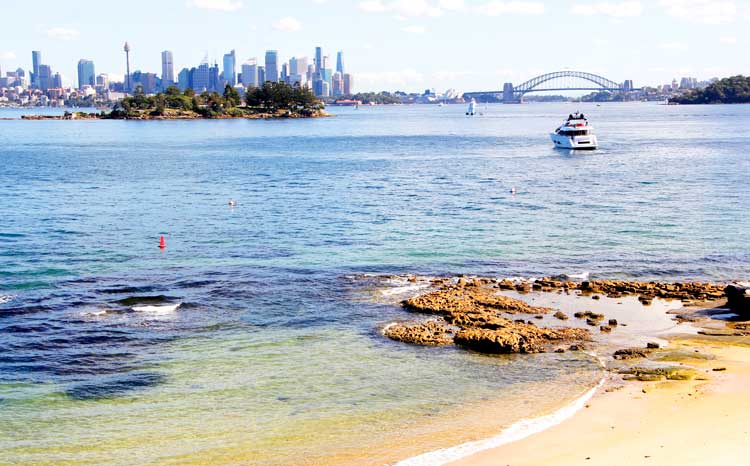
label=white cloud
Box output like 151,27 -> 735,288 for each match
0,51 -> 17,60
475,1 -> 546,16
357,68 -> 425,90
571,1 -> 643,17
403,24 -> 427,32
273,17 -> 303,32
658,41 -> 688,50
719,36 -> 737,44
47,27 -> 80,41
360,0 -> 443,16
658,0 -> 736,24
190,0 -> 243,11
439,0 -> 465,9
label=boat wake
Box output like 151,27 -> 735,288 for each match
0,294 -> 16,305
393,378 -> 605,466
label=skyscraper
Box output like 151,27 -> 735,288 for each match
343,74 -> 353,95
336,51 -> 344,74
315,47 -> 322,74
193,61 -> 210,91
332,72 -> 343,97
124,42 -> 132,92
257,66 -> 265,85
31,51 -> 42,88
161,51 -> 175,86
77,59 -> 96,89
38,64 -> 52,91
177,68 -> 192,90
209,63 -> 220,91
265,50 -> 279,83
241,59 -> 258,87
223,50 -> 236,86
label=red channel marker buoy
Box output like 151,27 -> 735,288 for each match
159,236 -> 166,249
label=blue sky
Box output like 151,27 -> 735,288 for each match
1,0 -> 748,92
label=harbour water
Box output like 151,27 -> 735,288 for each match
1,103 -> 749,465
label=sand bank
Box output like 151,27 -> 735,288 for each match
448,338 -> 750,466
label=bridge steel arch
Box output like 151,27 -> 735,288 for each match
513,70 -> 622,96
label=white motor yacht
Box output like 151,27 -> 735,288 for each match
466,98 -> 477,116
551,112 -> 598,150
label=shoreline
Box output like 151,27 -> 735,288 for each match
377,276 -> 749,466
446,336 -> 750,466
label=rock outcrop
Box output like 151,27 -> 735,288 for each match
725,283 -> 750,316
454,324 -> 590,354
531,278 -> 725,302
383,320 -> 454,346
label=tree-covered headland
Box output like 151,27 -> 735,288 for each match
106,82 -> 326,119
671,76 -> 750,104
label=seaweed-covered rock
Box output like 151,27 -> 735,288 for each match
613,348 -> 652,360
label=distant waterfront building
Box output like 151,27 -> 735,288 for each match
623,79 -> 634,91
241,59 -> 258,87
265,50 -> 279,83
223,49 -> 236,86
332,72 -> 343,97
258,66 -> 265,84
289,56 -> 307,77
31,51 -> 42,88
679,77 -> 697,89
52,72 -> 63,90
140,72 -> 158,94
77,59 -> 96,89
343,73 -> 353,95
96,73 -> 109,92
336,51 -> 344,74
161,51 -> 175,86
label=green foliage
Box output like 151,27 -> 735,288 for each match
347,92 -> 401,104
106,81 -> 322,119
223,85 -> 242,108
671,75 -> 750,104
245,81 -> 320,111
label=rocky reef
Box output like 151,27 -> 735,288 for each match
384,279 -> 590,354
531,278 -> 725,303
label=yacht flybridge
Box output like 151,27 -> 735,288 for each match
551,112 -> 598,150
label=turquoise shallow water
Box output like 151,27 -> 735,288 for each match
0,102 -> 748,464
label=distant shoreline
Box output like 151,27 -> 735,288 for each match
17,109 -> 330,121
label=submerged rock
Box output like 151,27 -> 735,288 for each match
553,311 -> 569,320
619,366 -> 700,381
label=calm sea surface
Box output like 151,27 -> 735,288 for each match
1,103 -> 748,465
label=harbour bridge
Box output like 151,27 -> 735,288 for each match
463,70 -> 638,103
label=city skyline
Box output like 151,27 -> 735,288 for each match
0,1 -> 749,92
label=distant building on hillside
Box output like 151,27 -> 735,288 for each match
161,51 -> 175,87
223,50 -> 236,86
77,59 -> 96,89
265,50 -> 279,83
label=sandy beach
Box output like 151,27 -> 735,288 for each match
449,336 -> 750,466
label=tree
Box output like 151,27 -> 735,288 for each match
223,84 -> 241,108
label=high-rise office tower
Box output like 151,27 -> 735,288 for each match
280,63 -> 289,84
124,42 -> 132,92
315,47 -> 322,74
258,66 -> 265,84
52,72 -> 63,89
38,64 -> 52,90
193,61 -> 210,91
209,63 -> 220,91
241,59 -> 258,87
177,68 -> 192,90
161,51 -> 175,86
77,59 -> 96,89
31,51 -> 42,88
343,74 -> 353,95
290,57 -> 308,77
265,51 -> 279,83
336,51 -> 344,74
332,72 -> 343,97
223,49 -> 236,86
96,74 -> 109,89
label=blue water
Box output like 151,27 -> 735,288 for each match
0,102 -> 748,465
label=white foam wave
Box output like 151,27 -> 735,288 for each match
393,378 -> 605,466
0,294 -> 15,305
562,271 -> 590,281
380,283 -> 430,297
80,309 -> 108,317
132,303 -> 181,315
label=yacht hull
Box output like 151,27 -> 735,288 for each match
550,133 -> 598,150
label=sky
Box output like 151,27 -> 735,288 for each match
0,0 -> 748,93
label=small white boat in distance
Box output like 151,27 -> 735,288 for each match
551,112 -> 598,150
467,98 -> 477,116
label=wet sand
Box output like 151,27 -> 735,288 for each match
448,337 -> 750,466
